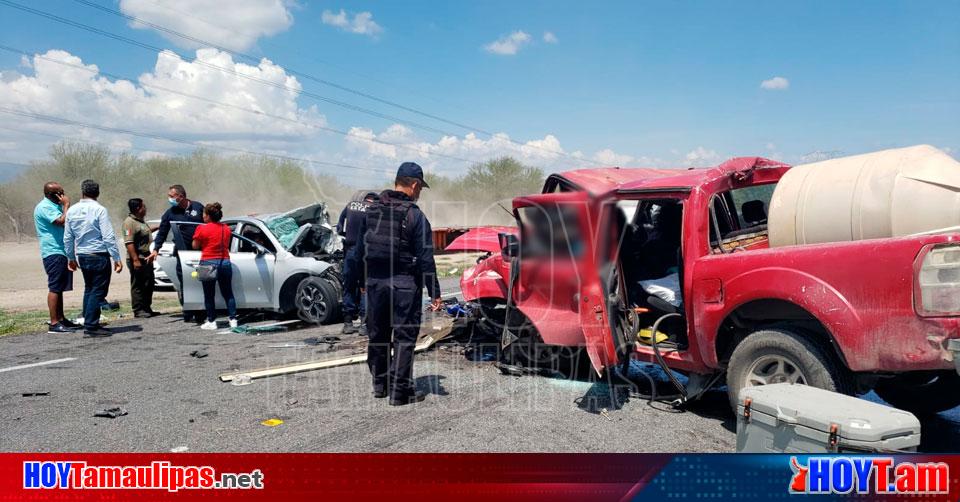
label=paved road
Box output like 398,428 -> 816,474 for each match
0,283 -> 957,453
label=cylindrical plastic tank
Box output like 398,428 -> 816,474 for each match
769,145 -> 960,247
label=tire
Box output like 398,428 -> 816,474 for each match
295,276 -> 341,325
725,328 -> 851,412
874,371 -> 960,415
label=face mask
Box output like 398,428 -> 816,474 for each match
168,197 -> 178,207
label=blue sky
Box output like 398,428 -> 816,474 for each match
0,0 -> 957,183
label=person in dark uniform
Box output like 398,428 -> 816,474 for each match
337,190 -> 377,335
122,198 -> 159,318
355,162 -> 442,406
147,184 -> 204,322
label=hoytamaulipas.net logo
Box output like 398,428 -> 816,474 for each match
789,456 -> 949,495
23,460 -> 264,492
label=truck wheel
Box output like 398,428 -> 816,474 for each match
296,276 -> 341,325
874,371 -> 960,415
726,328 -> 851,411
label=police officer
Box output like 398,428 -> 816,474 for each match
337,190 -> 377,335
356,162 -> 442,406
122,198 -> 159,318
147,184 -> 204,322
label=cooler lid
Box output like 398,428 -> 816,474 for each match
739,384 -> 920,443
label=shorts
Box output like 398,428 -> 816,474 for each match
42,254 -> 73,293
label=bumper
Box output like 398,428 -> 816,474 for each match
950,339 -> 960,375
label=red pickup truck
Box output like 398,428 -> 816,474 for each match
457,157 -> 960,414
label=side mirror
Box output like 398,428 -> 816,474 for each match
499,233 -> 520,259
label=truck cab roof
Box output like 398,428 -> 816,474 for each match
543,157 -> 790,195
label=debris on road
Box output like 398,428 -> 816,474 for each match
221,320 -> 300,335
189,349 -> 208,359
260,418 -> 283,427
303,335 -> 340,346
170,446 -> 189,453
21,392 -> 49,397
94,407 -> 128,419
219,324 -> 454,383
268,343 -> 308,349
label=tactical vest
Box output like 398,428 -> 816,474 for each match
364,198 -> 416,275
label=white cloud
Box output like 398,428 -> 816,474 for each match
0,49 -> 325,162
760,76 -> 790,90
484,31 -> 532,56
593,148 -> 633,166
321,9 -> 383,37
684,146 -> 720,165
543,31 -> 559,44
119,0 -> 294,52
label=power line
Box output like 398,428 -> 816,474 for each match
2,0 -> 598,166
0,0 -> 451,137
0,44 -> 485,168
71,0 -> 494,137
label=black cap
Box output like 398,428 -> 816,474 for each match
396,162 -> 430,189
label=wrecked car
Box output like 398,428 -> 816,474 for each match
157,203 -> 344,324
457,146 -> 960,415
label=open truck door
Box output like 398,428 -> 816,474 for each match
512,192 -> 619,374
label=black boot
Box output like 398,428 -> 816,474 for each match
341,320 -> 357,335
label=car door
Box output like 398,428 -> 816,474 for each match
228,222 -> 275,308
168,222 -> 205,311
511,191 -> 618,374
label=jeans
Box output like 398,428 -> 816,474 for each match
200,259 -> 236,322
77,253 -> 111,329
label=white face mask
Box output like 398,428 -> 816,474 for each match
168,197 -> 178,207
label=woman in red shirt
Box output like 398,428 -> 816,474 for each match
191,202 -> 237,330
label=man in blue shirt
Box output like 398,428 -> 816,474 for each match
64,179 -> 123,337
33,181 -> 81,334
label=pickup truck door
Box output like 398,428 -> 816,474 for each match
513,192 -> 618,374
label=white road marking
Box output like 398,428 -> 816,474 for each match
0,357 -> 77,374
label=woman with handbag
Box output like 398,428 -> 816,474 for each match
191,202 -> 237,330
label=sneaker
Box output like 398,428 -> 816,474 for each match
358,323 -> 367,337
229,318 -> 238,329
341,320 -> 357,335
60,319 -> 81,329
83,327 -> 112,338
389,391 -> 426,406
134,311 -> 153,319
47,322 -> 75,334
200,321 -> 218,330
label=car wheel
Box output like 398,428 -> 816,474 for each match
296,276 -> 341,325
725,328 -> 851,412
874,370 -> 960,415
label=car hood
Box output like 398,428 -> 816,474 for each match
446,226 -> 518,253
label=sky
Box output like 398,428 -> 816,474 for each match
0,0 -> 957,185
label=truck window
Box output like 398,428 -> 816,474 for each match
709,183 -> 776,252
517,204 -> 584,258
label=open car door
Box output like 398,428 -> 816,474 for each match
512,191 -> 619,374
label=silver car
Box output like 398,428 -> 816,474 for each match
156,203 -> 344,324
148,219 -> 175,289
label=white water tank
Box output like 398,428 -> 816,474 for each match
768,145 -> 960,247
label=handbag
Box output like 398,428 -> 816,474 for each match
195,225 -> 227,282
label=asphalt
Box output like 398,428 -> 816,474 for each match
0,280 -> 957,453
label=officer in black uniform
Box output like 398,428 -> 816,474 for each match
147,184 -> 204,322
337,190 -> 377,335
355,162 -> 442,406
